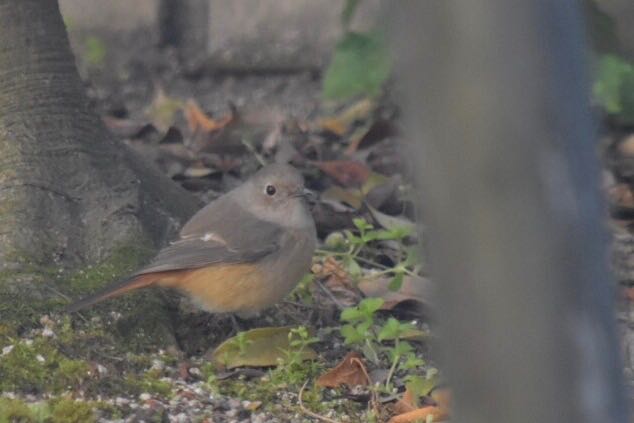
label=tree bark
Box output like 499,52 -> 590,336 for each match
0,1 -> 199,301
390,1 -> 628,422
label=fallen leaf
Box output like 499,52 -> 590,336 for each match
430,387 -> 451,411
345,118 -> 398,155
183,163 -> 215,178
392,387 -> 417,415
211,327 -> 317,369
358,275 -> 431,310
313,160 -> 371,187
146,86 -> 183,132
312,257 -> 362,307
388,405 -> 448,423
184,99 -> 234,133
318,98 -> 375,136
367,205 -> 418,234
316,352 -> 370,388
321,186 -> 364,210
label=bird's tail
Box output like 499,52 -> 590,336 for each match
66,273 -> 158,313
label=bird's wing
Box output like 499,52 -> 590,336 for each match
135,198 -> 283,275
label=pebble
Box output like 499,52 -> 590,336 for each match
42,328 -> 55,337
139,392 -> 151,401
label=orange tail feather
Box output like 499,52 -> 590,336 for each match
66,273 -> 160,313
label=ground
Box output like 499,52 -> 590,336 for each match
0,27 -> 435,422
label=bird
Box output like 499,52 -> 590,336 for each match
67,163 -> 317,316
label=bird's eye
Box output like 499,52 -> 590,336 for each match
265,185 -> 276,196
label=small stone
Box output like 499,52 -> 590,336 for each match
188,367 -> 201,377
42,328 -> 55,337
139,392 -> 152,401
96,364 -> 108,376
151,359 -> 165,371
2,345 -> 14,356
115,397 -> 130,406
172,412 -> 188,423
35,354 -> 45,363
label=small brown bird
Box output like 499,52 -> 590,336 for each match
67,163 -> 316,315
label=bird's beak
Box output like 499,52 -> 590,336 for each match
292,188 -> 316,200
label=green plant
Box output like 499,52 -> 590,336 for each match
319,217 -> 419,288
323,31 -> 390,101
322,0 -> 391,101
84,36 -> 106,69
273,326 -> 321,386
340,298 -> 426,393
593,54 -> 634,124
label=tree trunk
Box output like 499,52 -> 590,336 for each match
0,1 -> 199,316
390,1 -> 628,422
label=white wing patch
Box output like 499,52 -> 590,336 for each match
200,232 -> 227,244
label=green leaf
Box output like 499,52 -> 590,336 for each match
353,217 -> 373,232
593,54 -> 634,124
323,31 -> 391,101
388,272 -> 404,292
378,317 -> 402,341
341,323 -> 365,345
340,307 -> 365,322
405,373 -> 439,399
358,297 -> 384,316
343,256 -> 362,277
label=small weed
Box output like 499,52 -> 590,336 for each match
273,326 -> 321,386
340,298 -> 428,394
319,217 -> 420,288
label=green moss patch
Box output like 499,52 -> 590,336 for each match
0,339 -> 89,394
0,397 -> 96,423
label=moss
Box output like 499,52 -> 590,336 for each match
0,398 -> 34,423
124,368 -> 172,397
0,339 -> 89,394
0,397 -> 97,423
65,244 -> 154,295
49,397 -> 95,423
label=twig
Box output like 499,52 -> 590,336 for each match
351,356 -> 380,416
298,380 -> 341,423
241,137 -> 267,166
315,279 -> 346,310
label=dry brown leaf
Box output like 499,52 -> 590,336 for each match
313,160 -> 371,187
316,352 -> 370,388
388,406 -> 449,423
312,256 -> 362,307
184,99 -> 234,133
313,257 -> 353,287
358,275 -> 431,310
431,387 -> 451,411
392,387 -> 417,415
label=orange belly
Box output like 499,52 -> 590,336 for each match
158,264 -> 278,313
